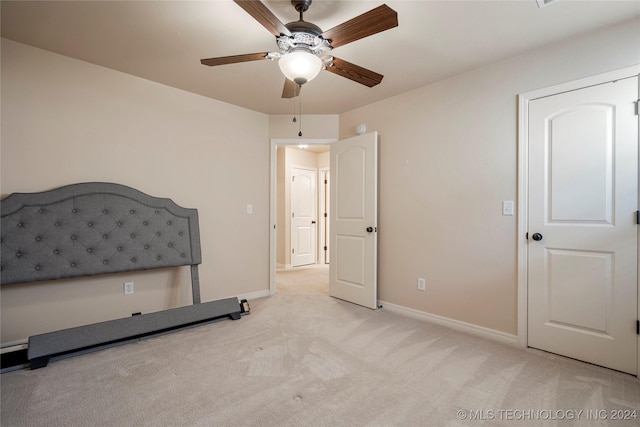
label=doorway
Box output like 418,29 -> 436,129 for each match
270,139 -> 333,295
518,66 -> 640,375
276,264 -> 330,295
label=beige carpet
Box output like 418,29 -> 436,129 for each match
276,264 -> 329,295
2,265 -> 639,426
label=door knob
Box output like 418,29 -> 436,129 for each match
366,227 -> 373,233
532,233 -> 543,241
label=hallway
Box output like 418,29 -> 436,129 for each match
276,264 -> 328,295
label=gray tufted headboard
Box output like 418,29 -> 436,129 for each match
1,182 -> 201,289
1,182 -> 242,369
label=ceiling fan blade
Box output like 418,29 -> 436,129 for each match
325,57 -> 383,87
322,4 -> 398,49
200,52 -> 268,67
234,0 -> 291,37
282,79 -> 300,98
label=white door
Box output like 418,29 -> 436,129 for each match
528,77 -> 638,374
291,167 -> 317,267
330,132 -> 378,309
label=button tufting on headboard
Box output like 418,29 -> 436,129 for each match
1,182 -> 202,286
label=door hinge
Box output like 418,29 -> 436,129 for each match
636,320 -> 639,335
324,212 -> 327,217
636,211 -> 640,225
292,212 -> 295,218
635,99 -> 640,116
324,179 -> 328,184
324,246 -> 327,251
292,248 -> 295,254
292,176 -> 295,182
526,232 -> 529,240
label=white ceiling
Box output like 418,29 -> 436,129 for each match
2,1 -> 638,115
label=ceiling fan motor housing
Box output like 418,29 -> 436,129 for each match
278,22 -> 333,69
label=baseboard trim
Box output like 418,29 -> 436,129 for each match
1,341 -> 28,352
378,300 -> 519,347
237,289 -> 271,301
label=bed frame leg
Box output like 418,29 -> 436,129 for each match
30,355 -> 50,370
229,312 -> 241,320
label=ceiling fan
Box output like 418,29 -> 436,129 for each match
200,0 -> 398,98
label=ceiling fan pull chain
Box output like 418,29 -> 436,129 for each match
292,82 -> 299,123
292,97 -> 297,123
298,85 -> 303,137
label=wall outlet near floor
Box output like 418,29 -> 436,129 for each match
124,281 -> 134,295
417,277 -> 426,291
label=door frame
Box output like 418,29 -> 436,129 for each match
269,138 -> 336,295
319,167 -> 330,264
517,66 -> 640,372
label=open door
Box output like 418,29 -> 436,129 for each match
329,132 -> 378,309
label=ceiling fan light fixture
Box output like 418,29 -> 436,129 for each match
279,49 -> 322,86
201,1 -> 398,97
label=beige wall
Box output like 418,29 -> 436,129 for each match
269,115 -> 338,140
339,19 -> 640,335
1,40 -> 270,344
318,151 -> 329,170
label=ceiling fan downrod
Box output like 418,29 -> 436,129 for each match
285,0 -> 322,37
292,0 -> 312,21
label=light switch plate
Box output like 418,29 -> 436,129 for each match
502,201 -> 514,216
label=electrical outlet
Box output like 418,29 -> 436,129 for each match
124,281 -> 134,295
417,277 -> 426,291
